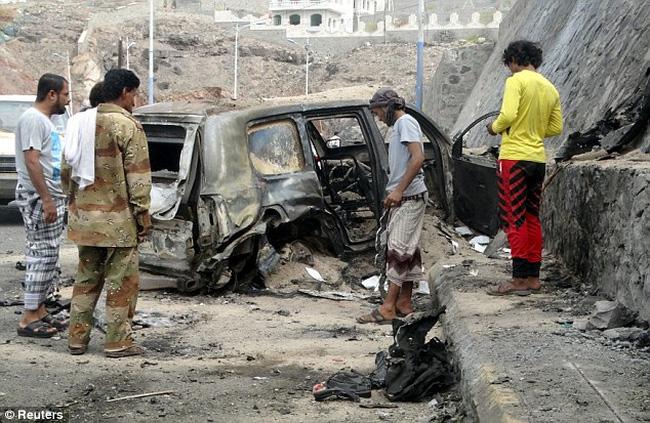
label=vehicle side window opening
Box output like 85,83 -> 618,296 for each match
144,124 -> 186,178
307,115 -> 378,243
0,101 -> 68,134
248,119 -> 305,175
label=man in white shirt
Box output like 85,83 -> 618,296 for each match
15,73 -> 70,338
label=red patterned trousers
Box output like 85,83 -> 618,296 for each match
497,159 -> 546,278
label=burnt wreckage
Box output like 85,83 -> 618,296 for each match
134,100 -> 497,293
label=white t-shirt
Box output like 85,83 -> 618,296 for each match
15,107 -> 65,198
385,113 -> 427,197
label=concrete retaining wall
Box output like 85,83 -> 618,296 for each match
543,163 -> 650,322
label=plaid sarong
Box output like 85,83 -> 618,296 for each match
15,186 -> 66,310
385,198 -> 426,286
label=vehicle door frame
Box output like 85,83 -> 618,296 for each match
300,106 -> 389,250
451,111 -> 501,236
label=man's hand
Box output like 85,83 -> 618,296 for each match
383,190 -> 402,209
486,122 -> 497,136
42,198 -> 57,224
137,211 -> 153,242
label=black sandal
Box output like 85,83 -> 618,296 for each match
17,320 -> 58,338
41,313 -> 68,331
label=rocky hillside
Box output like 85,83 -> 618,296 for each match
446,0 -> 650,321
0,0 -> 477,110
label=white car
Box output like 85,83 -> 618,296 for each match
0,95 -> 70,205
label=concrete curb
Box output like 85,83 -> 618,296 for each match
431,271 -> 527,423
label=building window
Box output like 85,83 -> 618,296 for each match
310,14 -> 322,26
273,15 -> 282,25
289,14 -> 301,25
248,119 -> 305,175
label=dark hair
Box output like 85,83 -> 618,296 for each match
501,40 -> 543,68
102,69 -> 140,102
89,81 -> 105,107
36,73 -> 67,102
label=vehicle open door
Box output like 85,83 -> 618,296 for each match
451,112 -> 500,236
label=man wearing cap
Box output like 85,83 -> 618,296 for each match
357,88 -> 427,324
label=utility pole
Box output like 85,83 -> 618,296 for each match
415,0 -> 424,110
288,39 -> 309,95
305,39 -> 309,95
118,38 -> 124,69
53,51 -> 73,114
383,0 -> 387,44
126,37 -> 136,70
148,0 -> 154,105
233,23 -> 251,100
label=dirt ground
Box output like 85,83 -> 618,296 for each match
1,203 -> 648,423
0,206 -> 473,423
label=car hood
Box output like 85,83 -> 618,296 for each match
0,131 -> 16,156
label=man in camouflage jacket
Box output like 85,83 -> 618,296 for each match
62,69 -> 152,358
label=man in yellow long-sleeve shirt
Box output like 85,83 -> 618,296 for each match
486,40 -> 563,296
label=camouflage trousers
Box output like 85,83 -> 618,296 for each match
68,246 -> 140,351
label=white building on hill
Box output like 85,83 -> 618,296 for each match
268,0 -> 388,33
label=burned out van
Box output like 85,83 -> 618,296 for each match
133,100 -> 497,293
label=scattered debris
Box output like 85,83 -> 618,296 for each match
361,275 -> 381,291
359,403 -> 398,409
106,390 -> 174,403
287,241 -> 314,266
313,370 -> 372,402
383,308 -> 454,401
483,229 -> 508,258
257,241 -> 281,277
305,267 -> 325,283
415,280 -> 430,295
82,384 -> 94,396
133,311 -> 176,328
586,300 -> 638,330
297,290 -> 371,301
454,226 -> 473,237
602,327 -> 647,342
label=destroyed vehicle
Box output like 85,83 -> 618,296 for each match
133,100 -> 497,293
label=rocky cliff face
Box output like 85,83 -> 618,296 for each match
543,160 -> 650,321
424,41 -> 495,134
453,0 -> 649,153
445,0 -> 650,321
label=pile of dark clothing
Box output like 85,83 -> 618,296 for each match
313,307 -> 454,402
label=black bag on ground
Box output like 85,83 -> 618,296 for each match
383,307 -> 455,401
313,370 -> 372,402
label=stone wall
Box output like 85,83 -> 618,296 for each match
423,42 -> 495,134
447,0 -> 650,321
543,162 -> 650,322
